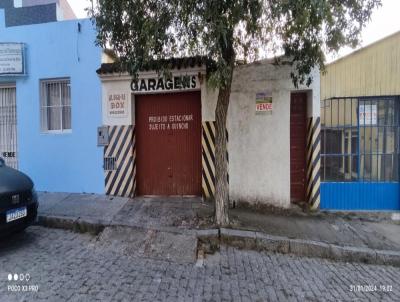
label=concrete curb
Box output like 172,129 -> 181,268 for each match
36,215 -> 400,267
37,215 -> 106,235
215,228 -> 400,267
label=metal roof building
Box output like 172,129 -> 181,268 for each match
320,32 -> 400,210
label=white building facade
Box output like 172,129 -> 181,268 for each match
97,58 -> 321,209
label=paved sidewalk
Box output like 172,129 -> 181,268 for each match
36,192 -> 400,266
37,192 -> 210,234
229,208 -> 400,251
38,192 -> 128,225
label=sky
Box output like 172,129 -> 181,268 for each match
67,0 -> 400,63
67,0 -> 92,18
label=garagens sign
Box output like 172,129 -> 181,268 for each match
131,75 -> 198,92
0,43 -> 25,76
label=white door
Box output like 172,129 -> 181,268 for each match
0,85 -> 18,169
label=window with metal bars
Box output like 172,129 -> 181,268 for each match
0,85 -> 18,169
321,97 -> 400,182
103,157 -> 117,171
40,78 -> 71,132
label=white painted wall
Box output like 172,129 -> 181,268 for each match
99,60 -> 321,208
101,78 -> 132,126
202,60 -> 320,208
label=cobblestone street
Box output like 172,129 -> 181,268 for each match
0,226 -> 399,302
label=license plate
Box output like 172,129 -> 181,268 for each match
6,207 -> 27,223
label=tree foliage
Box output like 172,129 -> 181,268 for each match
90,0 -> 381,225
90,0 -> 381,86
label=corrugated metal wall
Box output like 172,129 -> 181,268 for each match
321,182 -> 399,210
321,31 -> 400,100
321,31 -> 400,210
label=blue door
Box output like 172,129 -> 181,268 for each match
320,97 -> 400,210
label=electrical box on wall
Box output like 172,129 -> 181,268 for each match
97,126 -> 109,146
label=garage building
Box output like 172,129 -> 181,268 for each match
97,58 -> 321,209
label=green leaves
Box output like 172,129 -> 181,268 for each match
90,0 -> 381,88
270,0 -> 381,86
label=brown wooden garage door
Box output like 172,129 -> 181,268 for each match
290,92 -> 307,202
136,91 -> 202,196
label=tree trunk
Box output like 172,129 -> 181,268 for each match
214,77 -> 233,226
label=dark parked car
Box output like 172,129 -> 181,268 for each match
0,157 -> 38,236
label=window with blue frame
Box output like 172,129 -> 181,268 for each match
321,97 -> 399,182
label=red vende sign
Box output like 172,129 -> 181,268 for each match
256,102 -> 272,112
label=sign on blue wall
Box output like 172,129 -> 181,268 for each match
0,43 -> 25,76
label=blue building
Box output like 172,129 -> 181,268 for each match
0,4 -> 104,194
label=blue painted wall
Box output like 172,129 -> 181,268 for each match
321,182 -> 399,210
0,10 -> 104,194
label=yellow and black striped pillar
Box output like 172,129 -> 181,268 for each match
104,125 -> 136,198
201,121 -> 229,200
306,117 -> 321,210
